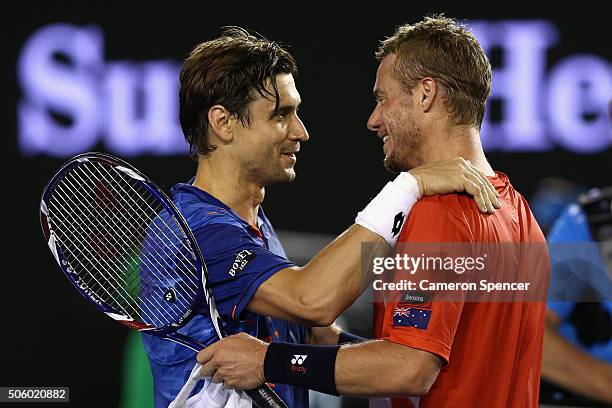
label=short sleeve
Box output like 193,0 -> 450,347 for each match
380,199 -> 471,364
192,223 -> 295,321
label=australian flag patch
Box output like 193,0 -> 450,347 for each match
393,306 -> 431,329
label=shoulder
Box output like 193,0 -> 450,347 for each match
400,194 -> 474,242
172,199 -> 257,254
174,193 -> 244,232
409,194 -> 476,228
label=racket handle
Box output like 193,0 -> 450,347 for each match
246,385 -> 288,408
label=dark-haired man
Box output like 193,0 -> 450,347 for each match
197,18 -> 548,408
144,26 -> 500,407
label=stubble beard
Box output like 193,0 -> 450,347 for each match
383,119 -> 423,173
262,161 -> 296,186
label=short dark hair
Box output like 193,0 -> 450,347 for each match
377,15 -> 491,129
179,27 -> 298,159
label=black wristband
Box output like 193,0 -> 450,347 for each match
263,342 -> 340,396
338,331 -> 368,345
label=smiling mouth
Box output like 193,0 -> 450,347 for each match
281,152 -> 297,163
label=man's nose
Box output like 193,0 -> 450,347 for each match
367,104 -> 381,133
290,115 -> 310,141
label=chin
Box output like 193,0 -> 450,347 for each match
384,152 -> 417,173
265,168 -> 296,185
284,169 -> 296,182
384,157 -> 407,174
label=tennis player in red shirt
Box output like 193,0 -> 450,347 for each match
366,15 -> 548,407
196,15 -> 549,407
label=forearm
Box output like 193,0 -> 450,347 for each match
542,326 -> 612,403
335,340 -> 440,397
263,339 -> 440,397
198,333 -> 441,397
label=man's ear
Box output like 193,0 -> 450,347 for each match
208,105 -> 235,142
418,78 -> 438,113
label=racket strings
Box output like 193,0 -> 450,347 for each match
48,161 -> 201,328
74,164 -> 194,289
51,182 -> 174,326
50,200 -> 160,323
51,214 -> 165,324
86,163 -> 202,303
53,173 -> 190,325
95,164 -> 199,282
61,170 -> 187,298
89,165 -> 201,295
59,166 -> 196,317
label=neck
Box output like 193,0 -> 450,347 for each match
421,123 -> 495,176
192,155 -> 264,226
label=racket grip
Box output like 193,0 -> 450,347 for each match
246,385 -> 288,408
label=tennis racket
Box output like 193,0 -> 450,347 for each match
40,152 -> 287,408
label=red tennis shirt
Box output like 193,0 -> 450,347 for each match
373,172 -> 549,408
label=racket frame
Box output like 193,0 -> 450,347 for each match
40,152 -> 224,349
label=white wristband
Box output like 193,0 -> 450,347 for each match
355,172 -> 421,247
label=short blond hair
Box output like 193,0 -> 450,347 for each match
377,15 -> 491,129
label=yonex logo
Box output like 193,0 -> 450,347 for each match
164,288 -> 177,303
291,355 -> 307,365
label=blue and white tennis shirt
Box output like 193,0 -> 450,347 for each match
142,181 -> 308,408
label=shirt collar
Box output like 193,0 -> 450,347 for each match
171,178 -> 269,231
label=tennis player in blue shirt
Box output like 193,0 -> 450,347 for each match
143,26 -> 500,407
